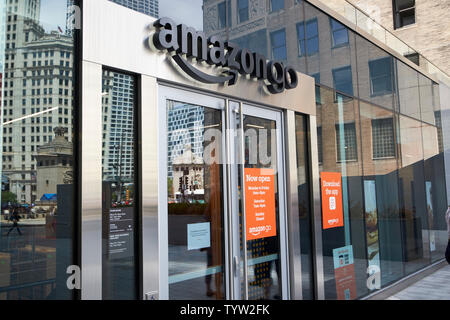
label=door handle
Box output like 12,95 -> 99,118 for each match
233,256 -> 239,277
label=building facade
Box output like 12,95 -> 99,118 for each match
0,0 -> 448,301
322,0 -> 450,76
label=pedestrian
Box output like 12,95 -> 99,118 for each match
446,205 -> 450,264
6,206 -> 22,236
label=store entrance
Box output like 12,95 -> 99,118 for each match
158,85 -> 289,300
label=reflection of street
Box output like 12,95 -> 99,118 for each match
0,225 -> 56,299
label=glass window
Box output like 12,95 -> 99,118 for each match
355,35 -> 395,110
218,2 -> 226,29
333,66 -> 354,97
232,29 -> 268,57
270,29 -> 287,61
237,0 -> 249,23
418,74 -> 435,125
372,118 -> 395,159
316,86 -> 367,300
102,70 -> 137,300
317,126 -> 323,164
0,0 -> 77,300
330,18 -> 349,47
270,0 -> 284,12
166,101 -> 225,300
295,114 -> 314,300
335,123 -> 357,162
396,60 -> 421,120
422,118 -> 447,263
311,73 -> 321,104
360,102 -> 403,288
397,115 -> 430,275
394,0 -> 415,29
297,18 -> 319,57
369,57 -> 394,96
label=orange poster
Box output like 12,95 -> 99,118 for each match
244,168 -> 277,241
321,172 -> 344,229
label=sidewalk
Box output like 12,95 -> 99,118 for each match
386,264 -> 450,300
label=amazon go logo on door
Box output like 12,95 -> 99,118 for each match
321,172 -> 344,229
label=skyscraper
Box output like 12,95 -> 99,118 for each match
99,1 -> 159,184
102,71 -> 135,183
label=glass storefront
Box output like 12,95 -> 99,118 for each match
0,0 -> 447,300
166,100 -> 225,300
101,70 -> 138,300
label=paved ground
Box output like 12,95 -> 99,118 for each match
386,264 -> 450,300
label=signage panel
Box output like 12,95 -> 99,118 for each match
187,222 -> 211,251
321,172 -> 344,229
333,245 -> 357,300
153,17 -> 298,94
244,168 -> 277,241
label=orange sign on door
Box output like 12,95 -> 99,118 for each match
244,168 -> 277,241
321,172 -> 344,229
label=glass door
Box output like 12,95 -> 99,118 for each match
157,86 -> 289,300
228,102 -> 289,300
158,86 -> 229,300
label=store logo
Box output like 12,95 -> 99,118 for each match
248,225 -> 272,237
153,17 -> 298,94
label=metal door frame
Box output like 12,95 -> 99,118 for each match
156,85 -> 292,300
227,101 -> 290,300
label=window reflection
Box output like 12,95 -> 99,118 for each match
0,0 -> 76,300
101,70 -> 137,300
167,101 -> 225,300
330,18 -> 349,48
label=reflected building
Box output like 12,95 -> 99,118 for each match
323,0 -> 450,75
2,0 -> 73,204
167,102 -> 205,179
172,145 -> 205,203
102,71 -> 135,183
34,127 -> 73,204
203,0 -> 449,298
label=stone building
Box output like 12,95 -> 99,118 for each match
320,0 -> 450,76
171,145 -> 205,203
34,127 -> 73,203
2,0 -> 74,204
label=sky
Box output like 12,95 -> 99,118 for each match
159,0 -> 204,30
39,0 -> 68,32
38,0 -> 205,32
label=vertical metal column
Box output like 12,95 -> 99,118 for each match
308,115 -> 325,300
238,102 -> 249,300
284,110 -> 303,300
81,61 -> 103,300
141,76 -> 160,300
224,99 -> 236,300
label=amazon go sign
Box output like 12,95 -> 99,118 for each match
152,17 -> 298,94
321,172 -> 344,230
